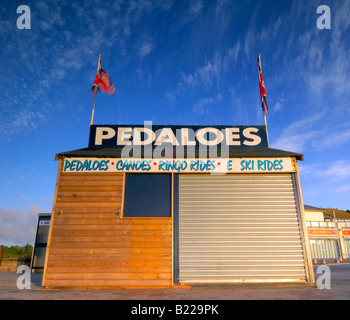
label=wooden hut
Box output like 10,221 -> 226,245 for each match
42,124 -> 314,287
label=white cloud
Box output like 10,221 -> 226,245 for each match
0,0 -> 177,141
215,0 -> 230,18
223,41 -> 240,71
36,1 -> 65,31
139,40 -> 155,59
182,0 -> 203,24
299,159 -> 350,182
177,45 -> 241,94
0,205 -> 44,246
271,113 -> 324,152
12,110 -> 44,129
298,163 -> 321,177
272,131 -> 318,153
322,160 -> 350,180
273,101 -> 283,112
179,60 -> 218,90
170,0 -> 203,33
244,21 -> 255,59
298,159 -> 350,209
193,97 -> 214,115
334,184 -> 350,194
189,0 -> 203,15
161,0 -> 173,10
243,6 -> 259,59
313,127 -> 350,150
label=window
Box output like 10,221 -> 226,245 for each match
123,173 -> 171,217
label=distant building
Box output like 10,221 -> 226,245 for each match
304,205 -> 350,262
304,205 -> 350,222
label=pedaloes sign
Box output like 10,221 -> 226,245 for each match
63,124 -> 294,174
88,124 -> 268,148
63,157 -> 295,174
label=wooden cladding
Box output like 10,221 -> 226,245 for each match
43,163 -> 172,288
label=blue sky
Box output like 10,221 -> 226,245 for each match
1,0 -> 349,246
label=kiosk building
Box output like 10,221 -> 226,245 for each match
43,124 -> 315,287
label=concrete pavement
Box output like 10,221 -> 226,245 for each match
1,264 -> 349,300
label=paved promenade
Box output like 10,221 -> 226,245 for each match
1,264 -> 349,300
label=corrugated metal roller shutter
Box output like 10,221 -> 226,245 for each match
178,173 -> 308,284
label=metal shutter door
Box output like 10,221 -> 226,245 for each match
178,173 -> 308,284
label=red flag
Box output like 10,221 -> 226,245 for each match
91,68 -> 115,95
257,54 -> 268,115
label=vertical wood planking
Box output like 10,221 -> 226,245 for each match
43,166 -> 172,288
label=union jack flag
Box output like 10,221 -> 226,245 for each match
257,54 -> 268,115
91,68 -> 115,95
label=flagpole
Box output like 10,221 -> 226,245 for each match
264,111 -> 269,147
90,53 -> 101,127
258,53 -> 269,147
